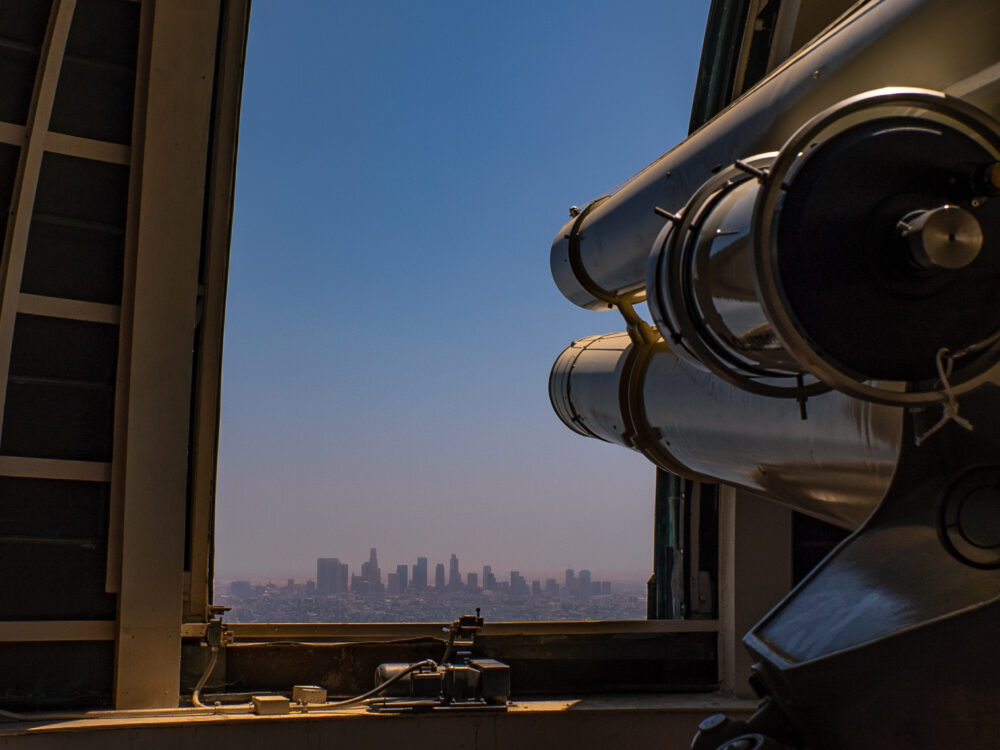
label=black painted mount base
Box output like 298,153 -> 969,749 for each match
705,383 -> 1000,750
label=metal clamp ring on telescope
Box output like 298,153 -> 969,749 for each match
547,336 -> 607,442
565,194 -> 643,309
753,87 -> 1000,407
621,337 -> 713,481
649,154 -> 830,400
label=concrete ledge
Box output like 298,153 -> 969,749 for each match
0,694 -> 758,750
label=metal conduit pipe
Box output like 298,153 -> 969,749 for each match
551,0 -> 1000,311
550,332 -> 903,529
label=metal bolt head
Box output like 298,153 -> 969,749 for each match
698,713 -> 728,732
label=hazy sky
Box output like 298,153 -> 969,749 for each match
214,1 -> 710,584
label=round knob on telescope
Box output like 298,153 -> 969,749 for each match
900,205 -> 983,271
936,465 -> 1000,569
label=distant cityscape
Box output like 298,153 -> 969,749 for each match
218,548 -> 647,622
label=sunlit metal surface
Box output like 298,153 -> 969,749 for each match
901,204 -> 984,270
643,88 -> 1000,407
550,333 -> 903,529
752,88 -> 1000,405
549,0 -> 1000,747
645,153 -> 810,394
551,0 -> 1000,311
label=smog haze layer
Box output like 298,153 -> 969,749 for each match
215,0 -> 710,585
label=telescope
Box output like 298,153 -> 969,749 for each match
549,0 -> 1000,747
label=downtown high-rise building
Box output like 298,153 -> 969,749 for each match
482,565 -> 496,591
316,557 -> 348,594
412,557 -> 428,589
360,547 -> 381,588
316,546 -> 612,599
510,570 -> 528,596
386,572 -> 401,594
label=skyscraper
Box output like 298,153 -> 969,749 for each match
396,564 -> 408,593
361,547 -> 381,589
316,558 -> 334,594
351,573 -> 371,594
467,572 -> 478,590
316,557 -> 347,594
482,565 -> 496,591
510,570 -> 528,596
448,553 -> 462,589
579,569 -> 592,597
413,557 -> 428,589
434,563 -> 446,589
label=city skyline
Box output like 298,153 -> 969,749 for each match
214,2 -> 709,581
325,548 -> 615,595
216,545 -> 645,589
220,546 -> 645,623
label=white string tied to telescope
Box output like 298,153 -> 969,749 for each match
914,346 -> 975,446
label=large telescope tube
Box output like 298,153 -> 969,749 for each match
647,88 -> 1000,405
549,333 -> 902,529
551,0 -> 1000,311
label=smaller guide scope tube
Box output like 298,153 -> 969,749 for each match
550,332 -> 903,529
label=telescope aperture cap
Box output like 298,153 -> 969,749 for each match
754,88 -> 1000,404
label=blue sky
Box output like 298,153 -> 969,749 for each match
214,1 -> 710,584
